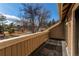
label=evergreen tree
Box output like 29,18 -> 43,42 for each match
0,15 -> 6,35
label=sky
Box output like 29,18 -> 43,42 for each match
0,3 -> 59,22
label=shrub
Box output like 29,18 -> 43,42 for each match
8,28 -> 15,34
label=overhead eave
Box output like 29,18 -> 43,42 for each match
62,3 -> 75,21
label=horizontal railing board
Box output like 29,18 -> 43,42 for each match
0,31 -> 48,50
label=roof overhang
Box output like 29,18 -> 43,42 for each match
58,3 -> 75,22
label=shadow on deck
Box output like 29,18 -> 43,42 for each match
30,39 -> 63,56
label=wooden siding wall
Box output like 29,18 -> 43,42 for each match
0,31 -> 49,56
65,20 -> 72,55
49,22 -> 65,40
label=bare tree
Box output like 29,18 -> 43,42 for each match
21,4 -> 42,33
20,4 -> 51,32
37,8 -> 51,31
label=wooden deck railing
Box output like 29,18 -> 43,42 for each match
0,21 -> 65,56
0,30 -> 49,56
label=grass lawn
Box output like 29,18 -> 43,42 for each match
1,30 -> 31,39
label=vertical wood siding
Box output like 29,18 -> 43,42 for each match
0,31 -> 49,56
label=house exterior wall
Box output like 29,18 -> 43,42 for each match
49,22 -> 65,40
65,19 -> 73,56
65,4 -> 79,56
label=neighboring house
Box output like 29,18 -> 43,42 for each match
39,27 -> 46,31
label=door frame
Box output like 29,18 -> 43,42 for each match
72,4 -> 79,56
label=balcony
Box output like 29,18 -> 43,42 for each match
0,21 -> 65,56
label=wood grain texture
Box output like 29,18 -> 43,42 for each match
11,44 -> 17,56
5,47 -> 11,56
0,49 -> 5,56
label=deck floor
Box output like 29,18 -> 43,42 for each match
30,39 -> 62,56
